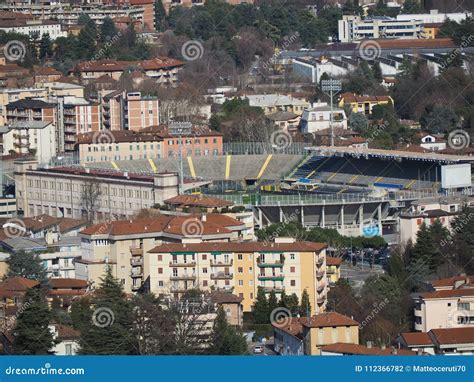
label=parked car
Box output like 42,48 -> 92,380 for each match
254,345 -> 264,354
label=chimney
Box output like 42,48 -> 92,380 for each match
391,347 -> 397,355
417,349 -> 422,356
381,344 -> 386,350
201,215 -> 207,222
366,341 -> 372,349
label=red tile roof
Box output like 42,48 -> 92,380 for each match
430,327 -> 474,345
420,289 -> 474,299
55,324 -> 80,340
302,312 -> 359,328
49,278 -> 88,289
321,343 -> 417,355
149,241 -> 327,253
431,275 -> 473,289
76,57 -> 184,73
80,214 -> 243,237
326,256 -> 343,266
400,332 -> 433,346
210,291 -> 243,304
0,277 -> 39,298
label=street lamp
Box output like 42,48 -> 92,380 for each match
320,79 -> 342,147
169,121 -> 192,195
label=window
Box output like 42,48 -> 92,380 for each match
158,268 -> 163,274
290,266 -> 295,273
202,254 -> 207,260
290,254 -> 295,260
158,281 -> 164,287
157,255 -> 163,261
238,254 -> 243,260
239,293 -> 244,298
203,280 -> 208,287
290,280 -> 296,286
458,302 -> 470,310
238,280 -> 243,286
65,344 -> 72,355
203,267 -> 208,274
238,267 -> 243,273
172,268 -> 178,277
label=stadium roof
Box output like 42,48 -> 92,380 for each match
308,146 -> 474,163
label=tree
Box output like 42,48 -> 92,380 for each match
299,289 -> 311,317
6,251 -> 47,283
13,287 -> 55,354
155,0 -> 167,32
132,293 -> 176,355
100,17 -> 118,44
287,293 -> 299,315
39,33 -> 52,60
208,306 -> 247,355
79,269 -> 135,355
449,207 -> 474,274
401,0 -> 422,14
70,297 -> 92,332
267,290 -> 278,316
420,105 -> 460,134
253,287 -> 269,324
81,179 -> 103,224
410,223 -> 442,272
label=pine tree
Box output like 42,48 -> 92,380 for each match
100,17 -> 117,44
410,223 -> 441,271
79,269 -> 135,354
13,288 -> 55,355
279,289 -> 289,309
6,251 -> 47,283
253,287 -> 269,324
209,306 -> 247,355
267,290 -> 278,316
39,33 -> 52,60
76,16 -> 97,59
287,293 -> 299,315
299,289 -> 311,317
154,0 -> 167,32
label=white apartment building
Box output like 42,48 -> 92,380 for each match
396,9 -> 472,24
0,19 -> 66,39
299,103 -> 348,134
414,276 -> 474,332
338,15 -> 422,42
292,57 -> 351,84
218,94 -> 310,116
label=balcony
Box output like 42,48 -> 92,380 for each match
317,297 -> 326,305
13,133 -> 29,139
170,274 -> 197,280
210,272 -> 233,280
326,269 -> 336,275
316,258 -> 324,267
131,270 -> 143,278
130,257 -> 143,266
258,275 -> 284,281
317,283 -> 326,293
65,136 -> 77,143
316,271 -> 325,279
257,261 -> 284,268
169,261 -> 197,267
131,283 -> 143,292
13,142 -> 30,148
210,259 -> 233,267
170,285 -> 194,293
263,287 -> 284,293
414,322 -> 423,331
130,246 -> 143,256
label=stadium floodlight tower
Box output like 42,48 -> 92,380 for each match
320,79 -> 342,147
169,121 -> 192,195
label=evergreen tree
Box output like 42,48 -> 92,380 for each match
279,289 -> 289,309
76,16 -> 97,59
154,0 -> 167,32
299,289 -> 311,317
209,306 -> 247,355
6,251 -> 47,283
100,17 -> 117,44
79,269 -> 135,354
267,290 -> 278,316
70,297 -> 92,332
39,33 -> 52,60
253,287 -> 269,324
13,288 -> 55,355
287,293 -> 299,314
410,223 -> 442,271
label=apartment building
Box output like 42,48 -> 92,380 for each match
0,4 -> 148,29
299,103 -> 348,134
14,159 -> 206,220
162,0 -> 254,13
414,275 -> 474,332
76,125 -> 224,162
326,256 -> 342,286
233,94 -> 310,116
273,312 -> 359,355
147,239 -> 328,313
76,214 -> 249,293
99,91 -> 160,131
338,15 -> 423,43
0,19 -> 66,39
398,327 -> 474,355
338,93 -> 394,116
0,88 -> 48,125
75,58 -> 184,84
399,197 -> 465,244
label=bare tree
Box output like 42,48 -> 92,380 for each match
81,179 -> 103,224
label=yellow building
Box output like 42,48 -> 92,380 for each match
273,312 -> 359,355
326,256 -> 342,286
421,23 -> 443,39
148,239 -> 328,314
339,93 -> 394,116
